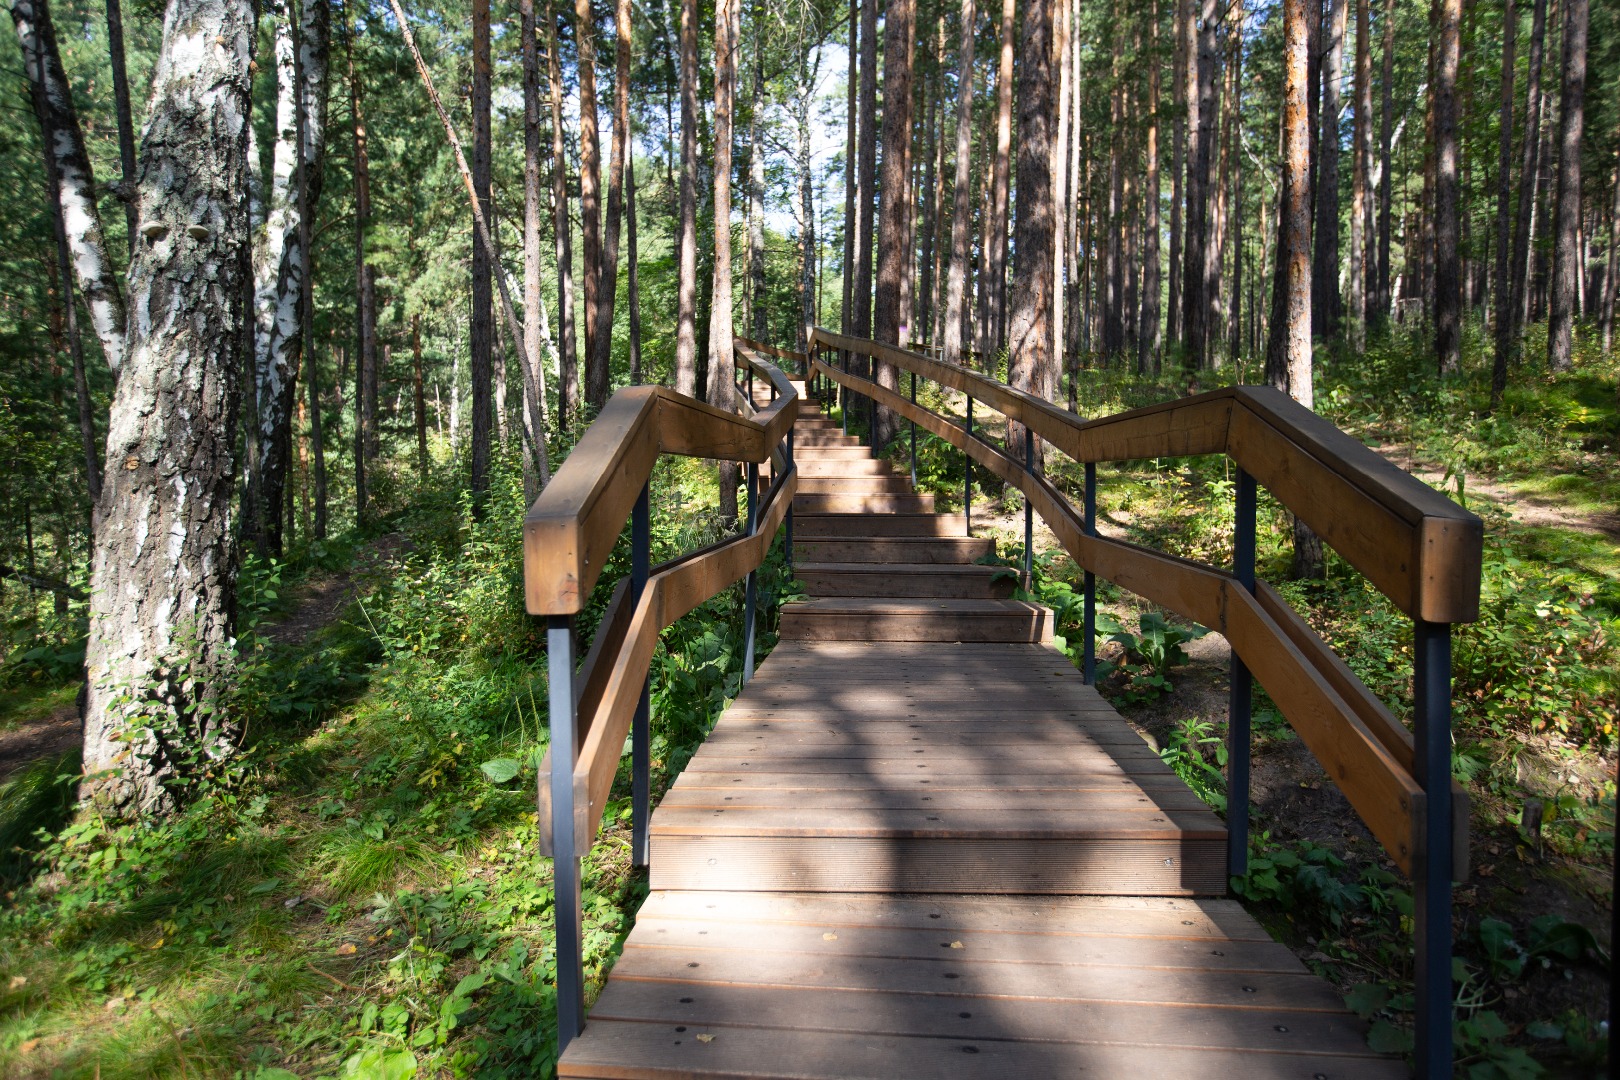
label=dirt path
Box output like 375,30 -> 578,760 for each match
1376,445 -> 1620,541
0,703 -> 80,782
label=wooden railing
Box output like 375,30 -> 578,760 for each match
525,339 -> 801,1053
807,326 -> 1482,1077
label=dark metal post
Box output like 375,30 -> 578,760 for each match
1227,469 -> 1256,879
867,370 -> 877,449
630,483 -> 651,868
1023,427 -> 1035,589
1082,462 -> 1096,684
785,429 -> 795,571
547,616 -> 584,1051
1412,619 -> 1454,1079
841,350 -> 849,435
965,396 -> 974,536
743,461 -> 759,684
909,370 -> 918,489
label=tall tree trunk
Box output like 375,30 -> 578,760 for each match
797,52 -> 819,352
852,0 -> 879,341
873,0 -> 915,447
595,0 -> 632,390
1105,4 -> 1124,362
1182,0 -> 1217,369
706,0 -> 738,522
1350,0 -> 1372,352
1605,150 -> 1619,355
308,325 -> 326,537
549,4 -> 581,423
1168,0 -> 1191,347
1432,0 -> 1461,374
1226,11 -> 1242,365
1052,0 -> 1069,375
470,0 -> 495,495
1546,0 -> 1587,372
841,0 -> 857,337
747,0 -> 766,340
11,0 -> 127,375
1138,0 -> 1162,373
575,0 -> 605,407
1008,0 -> 1055,438
348,14 -> 378,523
628,148 -> 645,381
412,315 -> 428,474
918,25 -> 941,348
941,0 -> 978,368
1489,0 -> 1517,404
674,0 -> 699,395
1506,0 -> 1547,356
522,0 -> 549,497
1312,0 -> 1346,340
105,0 -> 137,240
83,0 -> 254,817
1375,0 -> 1395,322
986,0 -> 1015,355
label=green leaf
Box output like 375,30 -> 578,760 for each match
1366,1019 -> 1414,1055
480,758 -> 521,783
1343,982 -> 1390,1020
341,1047 -> 417,1080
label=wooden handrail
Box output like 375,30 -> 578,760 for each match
736,336 -> 809,372
808,339 -> 1477,880
529,341 -> 800,856
809,327 -> 1482,624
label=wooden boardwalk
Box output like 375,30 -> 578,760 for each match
558,386 -> 1403,1078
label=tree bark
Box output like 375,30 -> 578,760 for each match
595,0 -> 633,391
1138,0 -> 1162,373
1008,0 -> 1055,440
1312,0 -> 1346,340
548,4 -> 581,425
706,0 -> 739,522
1432,0 -> 1462,374
852,0 -> 879,341
873,0 -> 915,447
1168,0 -> 1191,347
674,0 -> 700,396
469,0 -> 494,495
11,0 -> 127,375
523,0 -> 550,497
1489,0 -> 1517,403
986,0 -> 1016,355
83,0 -> 254,817
941,0 -> 977,369
1350,0 -> 1372,352
575,0 -> 605,407
1547,0 -> 1587,372
747,0 -> 767,341
347,12 -> 379,523
1605,150 -> 1619,355
628,145 -> 645,381
841,0 -> 857,337
796,51 -> 820,351
1506,0 -> 1547,359
1226,12 -> 1242,365
1375,0 -> 1396,322
1182,0 -> 1218,369
1052,0 -> 1069,374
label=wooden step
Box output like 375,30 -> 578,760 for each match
778,597 -> 1053,644
794,457 -> 898,477
793,476 -> 914,495
796,562 -> 1015,599
794,431 -> 869,447
794,535 -> 993,564
793,492 -> 936,514
793,512 -> 968,537
790,444 -> 877,459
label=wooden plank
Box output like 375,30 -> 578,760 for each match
667,770 -> 1198,792
650,806 -> 1223,840
648,836 -> 1226,894
656,786 -> 1215,812
560,1018 -> 1405,1079
634,890 -> 1273,941
586,980 -> 1384,1059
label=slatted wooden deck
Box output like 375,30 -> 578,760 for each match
557,385 -> 1402,1078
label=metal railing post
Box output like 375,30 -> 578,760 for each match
1023,427 -> 1035,589
909,370 -> 918,489
631,483 -> 651,869
868,369 -> 877,449
785,430 -> 795,571
1413,619 -> 1455,1079
1082,462 -> 1096,684
743,460 -> 759,684
1227,469 -> 1256,879
841,350 -> 849,435
964,396 -> 974,536
547,616 -> 584,1052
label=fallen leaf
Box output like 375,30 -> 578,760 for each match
8,976 -> 25,989
822,932 -> 838,941
695,1033 -> 715,1043
336,943 -> 358,956
949,941 -> 964,949
19,1039 -> 37,1053
105,997 -> 126,1011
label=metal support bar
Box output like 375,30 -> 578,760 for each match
909,370 -> 918,489
868,375 -> 877,449
965,396 -> 974,536
631,484 -> 651,868
784,431 -> 795,571
841,350 -> 849,435
1227,468 -> 1256,879
1412,619 -> 1454,1079
1082,462 -> 1096,684
1023,426 -> 1035,589
546,616 -> 584,1052
743,461 -> 759,684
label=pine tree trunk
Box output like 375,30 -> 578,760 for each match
941,0 -> 978,368
1350,0 -> 1372,352
1007,0 -> 1054,443
628,149 -> 645,381
797,52 -> 819,352
672,0 -> 697,396
1489,0 -> 1517,403
1605,152 -> 1619,354
11,0 -> 127,374
522,0 -> 547,496
1182,0 -> 1218,370
576,0 -> 605,407
348,16 -> 378,523
747,0 -> 767,341
1052,0 -> 1069,376
707,0 -> 739,522
1507,0 -> 1547,354
412,315 -> 428,474
841,0 -> 857,337
83,0 -> 254,818
1227,13 -> 1242,365
852,0 -> 879,341
1168,0 -> 1191,347
1432,0 -> 1462,374
918,28 -> 940,349
1374,0 -> 1396,321
1547,0 -> 1587,372
1267,0 -> 1313,397
595,0 -> 632,389
1312,0 -> 1346,340
986,0 -> 1015,355
1138,0 -> 1162,374
550,4 -> 581,422
873,0 -> 915,448
104,0 -> 138,240
470,0 -> 495,495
